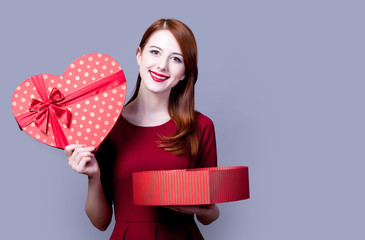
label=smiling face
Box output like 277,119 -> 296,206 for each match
137,30 -> 186,96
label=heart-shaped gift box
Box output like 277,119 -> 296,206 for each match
12,53 -> 127,150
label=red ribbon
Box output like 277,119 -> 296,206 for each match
15,70 -> 126,148
29,87 -> 71,134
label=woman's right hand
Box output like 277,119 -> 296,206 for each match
64,144 -> 99,178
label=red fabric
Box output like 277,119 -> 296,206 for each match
99,112 -> 217,240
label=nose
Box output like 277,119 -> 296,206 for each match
157,57 -> 168,71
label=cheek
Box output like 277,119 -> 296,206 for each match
140,54 -> 158,69
171,65 -> 185,79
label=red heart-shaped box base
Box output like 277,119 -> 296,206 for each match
12,53 -> 127,149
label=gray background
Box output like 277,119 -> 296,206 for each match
1,0 -> 364,239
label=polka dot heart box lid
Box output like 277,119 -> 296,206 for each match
12,53 -> 127,150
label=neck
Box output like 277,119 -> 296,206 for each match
123,84 -> 171,126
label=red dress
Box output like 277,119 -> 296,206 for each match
96,112 -> 217,240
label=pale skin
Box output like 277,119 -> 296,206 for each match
64,144 -> 112,231
64,30 -> 219,231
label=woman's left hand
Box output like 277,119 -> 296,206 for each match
166,204 -> 215,215
165,204 -> 219,225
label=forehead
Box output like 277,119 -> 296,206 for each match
146,30 -> 182,54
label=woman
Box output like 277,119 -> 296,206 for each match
65,18 -> 219,239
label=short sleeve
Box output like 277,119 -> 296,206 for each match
195,113 -> 218,168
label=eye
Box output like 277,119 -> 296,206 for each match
171,56 -> 182,63
150,50 -> 160,55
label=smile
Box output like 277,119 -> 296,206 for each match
149,70 -> 170,82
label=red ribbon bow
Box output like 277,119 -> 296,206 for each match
29,87 -> 71,134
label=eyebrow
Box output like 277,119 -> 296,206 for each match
149,46 -> 183,57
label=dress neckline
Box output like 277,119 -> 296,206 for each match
120,115 -> 173,128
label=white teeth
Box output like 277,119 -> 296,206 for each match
151,71 -> 168,79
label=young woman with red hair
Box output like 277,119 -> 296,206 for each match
65,18 -> 219,239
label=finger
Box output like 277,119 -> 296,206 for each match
74,151 -> 95,167
69,147 -> 94,167
166,207 -> 186,213
76,157 -> 92,173
177,206 -> 197,214
66,145 -> 94,156
69,147 -> 84,165
83,146 -> 96,152
170,208 -> 183,213
202,204 -> 215,209
164,206 -> 178,211
75,150 -> 95,158
73,146 -> 94,153
71,147 -> 93,161
80,155 -> 93,165
179,206 -> 194,214
64,144 -> 84,158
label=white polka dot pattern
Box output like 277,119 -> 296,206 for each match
11,53 -> 127,149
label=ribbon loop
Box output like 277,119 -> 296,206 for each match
29,99 -> 47,112
49,88 -> 65,103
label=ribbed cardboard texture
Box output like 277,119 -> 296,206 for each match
133,166 -> 250,205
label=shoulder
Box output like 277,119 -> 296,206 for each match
195,111 -> 215,131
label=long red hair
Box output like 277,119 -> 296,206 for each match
127,18 -> 199,158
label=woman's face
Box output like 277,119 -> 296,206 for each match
137,30 -> 186,95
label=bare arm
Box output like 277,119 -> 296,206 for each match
65,144 -> 112,231
85,172 -> 112,231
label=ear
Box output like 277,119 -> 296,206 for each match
136,47 -> 142,66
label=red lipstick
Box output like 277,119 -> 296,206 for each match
149,70 -> 170,82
